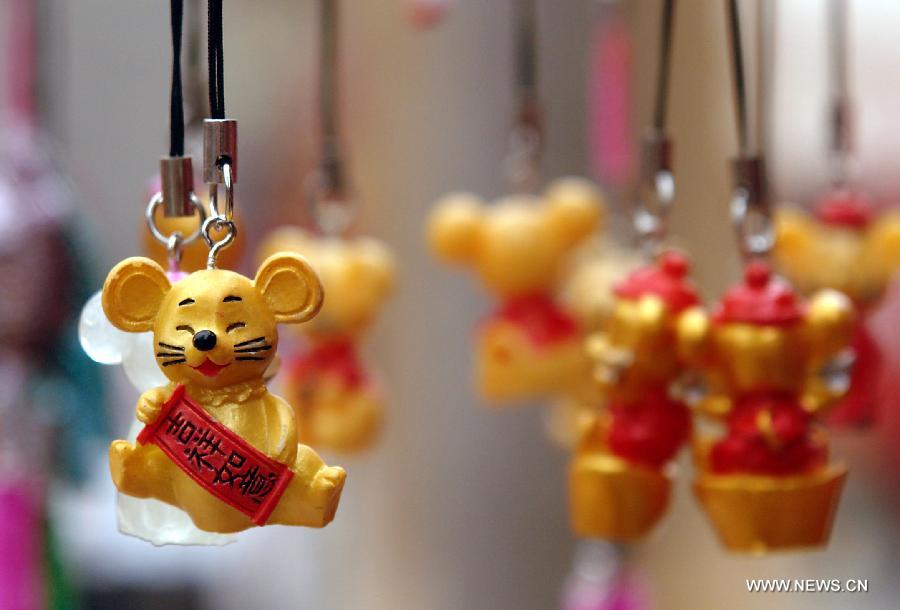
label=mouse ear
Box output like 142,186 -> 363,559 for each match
254,253 -> 324,324
543,177 -> 604,247
426,193 -> 484,264
102,257 -> 171,333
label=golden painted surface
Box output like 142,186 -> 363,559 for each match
102,254 -> 346,533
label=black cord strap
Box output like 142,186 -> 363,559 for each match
726,0 -> 749,156
653,0 -> 675,131
207,0 -> 225,119
169,0 -> 185,156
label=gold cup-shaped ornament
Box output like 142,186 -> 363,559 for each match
694,465 -> 847,554
569,450 -> 672,541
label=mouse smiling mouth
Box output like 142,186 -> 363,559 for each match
192,358 -> 230,377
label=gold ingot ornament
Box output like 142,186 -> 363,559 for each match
102,253 -> 346,533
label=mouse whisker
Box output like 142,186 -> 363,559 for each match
234,336 -> 267,348
234,345 -> 272,353
235,356 -> 266,361
161,359 -> 187,366
158,342 -> 185,351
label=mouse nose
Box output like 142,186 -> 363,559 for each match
192,330 -> 217,351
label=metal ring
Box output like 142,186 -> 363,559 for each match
305,168 -> 357,237
208,159 -> 235,222
166,232 -> 185,268
146,191 -> 206,247
202,215 -> 237,269
730,187 -> 774,259
503,123 -> 542,194
634,168 -> 675,253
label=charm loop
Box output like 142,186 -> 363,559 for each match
503,120 -> 542,194
208,158 -> 234,222
306,164 -> 357,237
146,191 -> 206,247
633,130 -> 674,255
730,156 -> 772,260
165,231 -> 185,268
202,214 -> 237,269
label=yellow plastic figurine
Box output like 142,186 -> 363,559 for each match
427,177 -> 604,403
102,253 -> 347,533
569,251 -> 696,541
775,191 -> 900,426
257,228 -> 394,453
678,261 -> 854,553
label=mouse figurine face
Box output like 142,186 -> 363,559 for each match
774,191 -> 900,426
257,228 -> 395,453
427,177 -> 604,402
569,251 -> 696,542
678,262 -> 854,553
101,253 -> 346,534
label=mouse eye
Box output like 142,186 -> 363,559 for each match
176,324 -> 195,335
226,322 -> 246,333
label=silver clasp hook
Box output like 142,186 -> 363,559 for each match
730,155 -> 773,261
633,129 -> 674,255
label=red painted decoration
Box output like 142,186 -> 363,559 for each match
607,388 -> 691,468
289,337 -> 367,390
814,189 -> 874,229
614,250 -> 699,313
136,385 -> 294,525
713,262 -> 805,326
710,393 -> 827,475
488,292 -> 579,348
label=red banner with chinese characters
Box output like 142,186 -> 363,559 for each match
136,384 -> 293,525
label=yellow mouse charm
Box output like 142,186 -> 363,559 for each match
258,228 -> 394,453
680,261 -> 854,552
102,253 -> 346,533
427,177 -> 604,402
775,190 -> 900,426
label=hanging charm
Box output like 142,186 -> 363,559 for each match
427,0 -> 605,403
85,0 -> 346,537
570,251 -> 697,541
429,179 -> 604,402
684,261 -> 853,552
688,0 -> 853,553
772,0 -> 900,427
567,0 -> 690,542
260,230 -> 394,452
256,0 -> 395,453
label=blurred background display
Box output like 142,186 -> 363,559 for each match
1,1 -> 900,609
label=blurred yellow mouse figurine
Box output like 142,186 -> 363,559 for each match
427,177 -> 604,403
258,228 -> 395,453
775,190 -> 900,426
102,253 -> 347,533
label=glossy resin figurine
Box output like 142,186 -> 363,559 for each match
569,251 -> 696,541
427,177 -> 604,403
102,253 -> 346,533
258,228 -> 394,453
775,190 -> 900,425
679,262 -> 854,553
